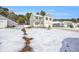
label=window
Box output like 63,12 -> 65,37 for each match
50,18 -> 52,21
46,17 -> 48,20
35,22 -> 39,25
35,16 -> 38,19
40,22 -> 43,24
39,17 -> 41,20
39,17 -> 43,20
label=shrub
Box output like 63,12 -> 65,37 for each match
21,28 -> 27,35
69,25 -> 74,28
48,25 -> 51,30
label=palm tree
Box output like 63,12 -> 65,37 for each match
40,10 -> 46,16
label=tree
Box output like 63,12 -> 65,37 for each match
0,7 -> 9,17
0,11 -> 9,17
7,12 -> 17,21
48,25 -> 51,30
16,17 -> 25,24
70,18 -> 77,23
0,6 -> 2,8
0,7 -> 9,12
77,18 -> 79,20
3,8 -> 9,11
25,12 -> 32,25
77,18 -> 79,22
40,10 -> 46,16
0,8 -> 4,12
69,24 -> 74,28
25,12 -> 32,20
16,15 -> 26,24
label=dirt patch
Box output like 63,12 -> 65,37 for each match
20,28 -> 33,52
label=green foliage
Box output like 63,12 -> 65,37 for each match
40,10 -> 46,16
16,17 -> 25,24
69,25 -> 74,28
0,6 -> 2,8
25,12 -> 32,20
2,8 -> 9,11
25,12 -> 32,24
54,18 -> 79,23
1,6 -> 79,25
0,7 -> 9,12
7,12 -> 17,21
48,25 -> 51,30
0,7 -> 9,17
0,9 -> 4,12
77,18 -> 79,20
0,11 -> 9,17
21,28 -> 27,35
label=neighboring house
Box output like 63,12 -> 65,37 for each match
0,15 -> 17,28
53,21 -> 64,27
76,23 -> 79,27
30,14 -> 53,28
53,21 -> 78,28
62,21 -> 76,28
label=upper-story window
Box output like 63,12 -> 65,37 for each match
35,22 -> 39,25
39,17 -> 41,20
50,18 -> 52,21
46,17 -> 48,20
35,16 -> 38,19
39,17 -> 42,20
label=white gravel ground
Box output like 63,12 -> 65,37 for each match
26,28 -> 79,52
0,28 -> 79,52
0,28 -> 25,52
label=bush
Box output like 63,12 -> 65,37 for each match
21,28 -> 27,35
69,25 -> 74,28
48,25 -> 51,30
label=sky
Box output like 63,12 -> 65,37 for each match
3,6 -> 79,19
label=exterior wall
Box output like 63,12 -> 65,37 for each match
33,16 -> 44,27
0,15 -> 17,28
0,20 -> 7,28
76,23 -> 79,27
52,21 -> 77,28
52,21 -> 64,27
30,14 -> 53,28
30,14 -> 44,27
63,22 -> 75,28
44,16 -> 53,27
53,23 -> 64,27
30,14 -> 35,27
7,19 -> 17,27
63,24 -> 68,27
